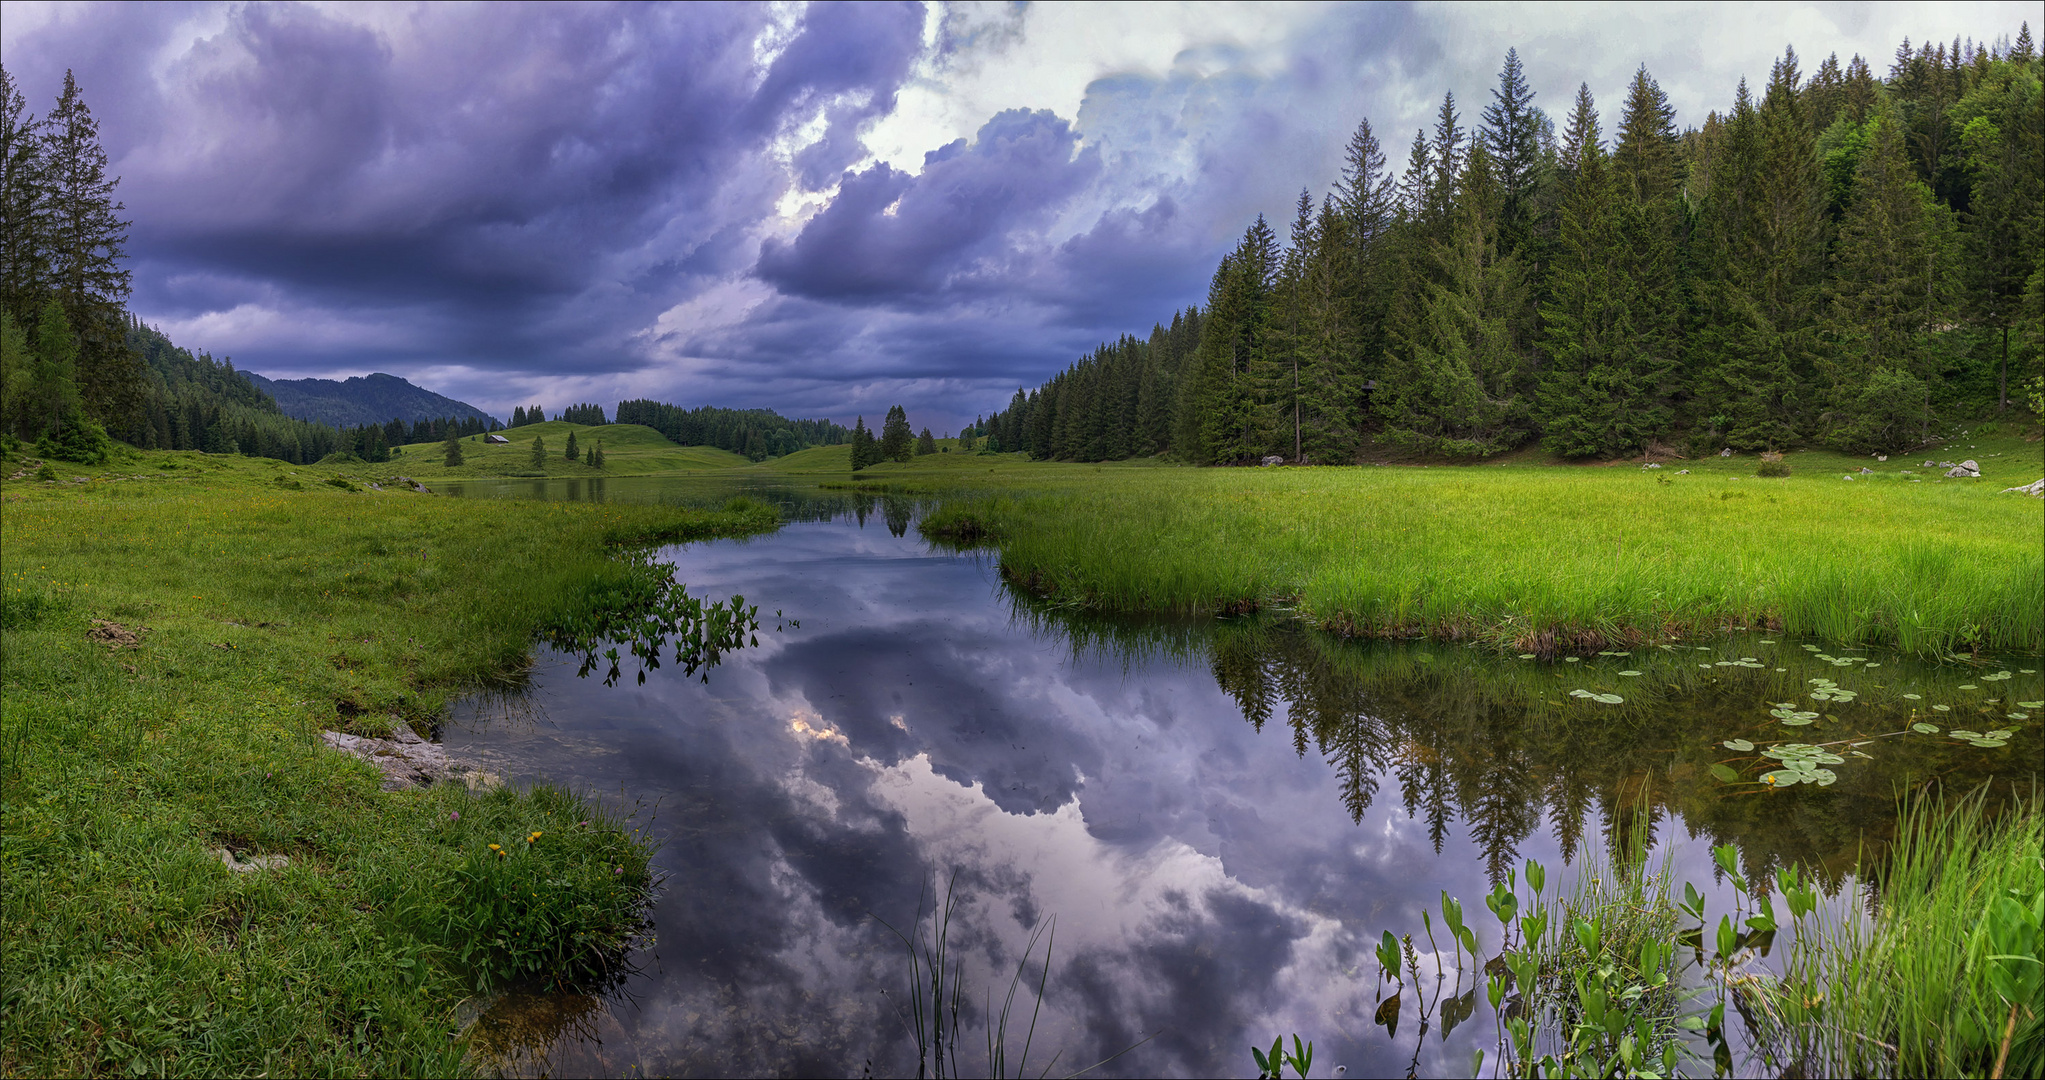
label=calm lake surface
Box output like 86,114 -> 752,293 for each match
437,477 -> 2041,1078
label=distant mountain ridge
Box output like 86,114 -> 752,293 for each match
240,372 -> 497,428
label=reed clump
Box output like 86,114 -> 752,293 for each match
1758,792 -> 2043,1079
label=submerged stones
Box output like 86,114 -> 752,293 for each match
320,724 -> 499,791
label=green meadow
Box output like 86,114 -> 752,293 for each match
0,449 -> 775,1076
835,432 -> 2045,657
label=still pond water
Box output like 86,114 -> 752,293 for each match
437,477 -> 2040,1078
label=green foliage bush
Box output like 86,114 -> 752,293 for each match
1828,367 -> 1930,454
35,417 -> 111,464
1756,461 -> 1791,477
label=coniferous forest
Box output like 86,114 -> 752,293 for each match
979,31 -> 2044,463
0,67 -> 505,465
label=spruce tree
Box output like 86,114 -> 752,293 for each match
594,442 -> 605,469
1697,55 -> 1827,450
1299,196 -> 1365,463
1823,101 -> 1951,448
43,71 -> 142,429
1535,93 -> 1633,456
530,434 -> 546,468
442,424 -> 464,466
18,296 -> 82,439
1264,190 -> 1316,460
1607,66 -> 1684,445
1379,146 -> 1530,456
565,430 -> 578,460
1332,116 -> 1397,398
1188,218 -> 1277,463
1961,64 -> 2044,409
916,427 -> 936,455
1480,48 -> 1545,251
0,66 -> 51,328
849,416 -> 874,469
879,404 -> 912,462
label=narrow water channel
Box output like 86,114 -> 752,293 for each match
437,481 -> 2040,1078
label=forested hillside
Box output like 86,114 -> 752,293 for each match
982,29 -> 2044,463
615,400 -> 848,460
241,371 -> 496,430
1,67 -> 487,466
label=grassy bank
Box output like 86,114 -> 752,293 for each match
0,448 -> 776,1076
864,433 -> 2045,656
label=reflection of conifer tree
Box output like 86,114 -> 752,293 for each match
852,493 -> 874,528
1268,635 -> 1388,823
1466,753 -> 1543,884
1547,775 -> 1596,866
1211,637 -> 1276,732
882,496 -> 911,538
1598,779 -> 1664,869
1422,758 -> 1455,855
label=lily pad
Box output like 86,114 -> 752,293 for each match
1912,723 -> 1940,733
2010,713 -> 2031,721
1591,693 -> 1624,705
1933,704 -> 1951,712
1902,693 -> 1923,700
1982,672 -> 2012,681
2017,701 -> 2043,709
1518,654 -> 1537,660
1958,685 -> 1980,691
1618,670 -> 1642,677
1709,763 -> 1741,783
1723,739 -> 1755,751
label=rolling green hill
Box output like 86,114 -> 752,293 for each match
393,422 -> 752,478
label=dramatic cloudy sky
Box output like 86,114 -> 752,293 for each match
2,2 -> 2033,427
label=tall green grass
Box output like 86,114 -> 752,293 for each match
1759,792 -> 2044,1078
917,463 -> 2043,655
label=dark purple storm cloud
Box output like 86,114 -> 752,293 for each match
758,108 -> 1100,304
4,1 -> 2021,428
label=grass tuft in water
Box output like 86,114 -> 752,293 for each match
1757,789 -> 2043,1079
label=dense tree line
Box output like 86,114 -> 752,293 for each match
614,399 -> 847,461
988,28 -> 2044,463
388,413 -> 498,446
556,403 -> 605,425
1,65 -> 392,466
1,66 -> 147,461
